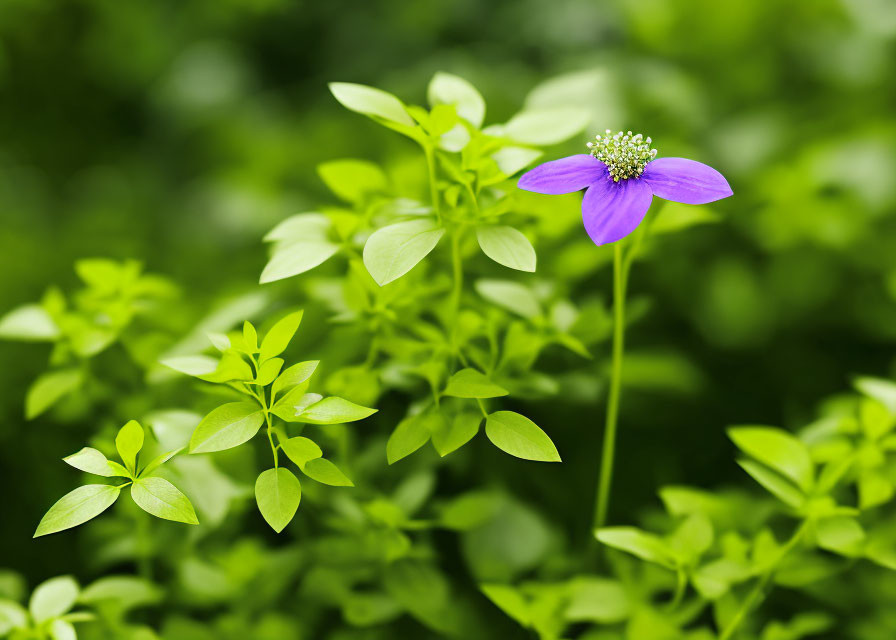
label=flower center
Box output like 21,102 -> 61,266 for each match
587,130 -> 657,182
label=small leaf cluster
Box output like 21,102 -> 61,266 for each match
0,259 -> 177,419
163,310 -> 375,532
35,420 -> 196,537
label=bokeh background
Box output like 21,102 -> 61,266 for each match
1,0 -> 896,635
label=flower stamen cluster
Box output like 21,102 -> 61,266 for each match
587,130 -> 657,182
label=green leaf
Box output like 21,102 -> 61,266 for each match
475,279 -> 541,318
296,396 -> 377,425
318,159 -> 388,203
816,516 -> 865,556
431,412 -> 480,457
207,332 -> 231,351
272,360 -> 319,400
738,460 -> 805,508
260,239 -> 340,284
34,485 -> 121,537
138,447 -> 183,478
63,448 -> 128,478
0,304 -> 59,341
189,402 -> 265,453
259,310 -> 304,363
476,226 -> 537,272
29,576 -> 78,623
485,411 -> 560,462
130,477 -> 198,525
363,219 -> 445,286
595,527 -> 676,569
302,458 -> 354,486
859,470 -> 894,510
254,357 -> 284,386
855,376 -> 896,415
198,351 -> 254,383
242,321 -> 258,352
0,600 -> 27,633
443,368 -> 508,399
255,468 -> 301,533
490,147 -> 543,177
79,576 -> 162,611
387,413 -> 435,464
115,420 -> 144,475
565,578 -> 631,624
427,72 -> 485,128
272,391 -> 322,422
329,82 -> 415,126
49,619 -> 76,640
280,436 -> 322,467
159,355 -> 218,377
264,212 -> 330,243
480,584 -> 531,628
729,426 -> 814,491
501,107 -> 589,145
25,369 -> 84,420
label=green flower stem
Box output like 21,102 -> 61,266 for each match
591,214 -> 652,549
593,242 -> 627,537
718,520 -> 810,640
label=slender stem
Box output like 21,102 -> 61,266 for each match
718,520 -> 810,640
424,145 -> 441,221
593,243 -> 627,538
667,567 -> 687,611
265,411 -> 278,467
450,229 -> 463,318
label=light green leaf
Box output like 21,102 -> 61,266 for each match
427,72 -> 485,128
130,477 -> 198,525
189,402 -> 265,453
138,447 -> 183,478
387,413 -> 435,464
0,600 -> 27,632
485,411 -> 560,462
63,448 -> 128,478
859,470 -> 894,510
198,351 -> 254,383
264,212 -> 330,243
206,332 -> 230,351
159,355 -> 218,377
272,391 -> 322,422
302,458 -> 354,486
729,426 -> 814,491
255,468 -> 301,533
115,420 -> 144,474
259,310 -> 304,363
476,226 -> 536,272
363,219 -> 445,286
280,436 -> 322,467
480,584 -> 530,628
0,304 -> 59,341
329,82 -> 415,126
34,485 -> 121,537
501,107 -> 590,145
260,239 -> 340,284
816,516 -> 865,556
855,376 -> 896,415
475,279 -> 541,318
79,576 -> 162,611
242,321 -> 258,352
254,357 -> 283,386
431,412 -> 480,457
595,527 -> 676,569
490,146 -> 542,177
30,576 -> 78,623
25,369 -> 84,420
296,396 -> 377,425
272,360 -> 319,399
318,159 -> 388,203
49,619 -> 76,640
738,460 -> 805,508
443,368 -> 509,398
565,577 -> 631,624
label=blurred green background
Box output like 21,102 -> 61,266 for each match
1,0 -> 896,631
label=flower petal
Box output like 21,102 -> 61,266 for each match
582,176 -> 653,246
642,157 -> 733,204
517,154 -> 606,195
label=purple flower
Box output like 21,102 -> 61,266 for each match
518,131 -> 733,245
